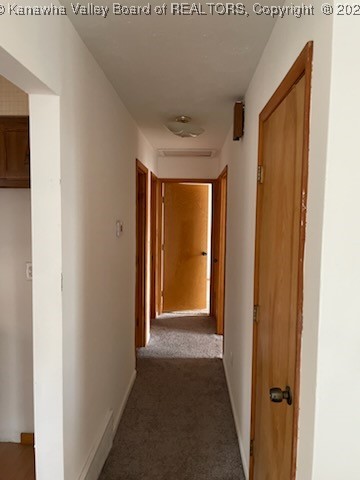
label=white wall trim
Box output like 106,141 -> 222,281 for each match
223,359 -> 249,479
78,410 -> 114,480
78,370 -> 137,480
113,370 -> 137,434
0,431 -> 21,443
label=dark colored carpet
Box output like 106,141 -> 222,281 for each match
99,315 -> 245,480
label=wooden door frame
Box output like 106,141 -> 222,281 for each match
249,41 -> 313,479
210,178 -> 220,318
135,159 -> 148,348
150,172 -> 160,319
210,166 -> 228,335
158,178 -> 216,316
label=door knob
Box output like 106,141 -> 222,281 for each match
201,251 -> 207,256
269,386 -> 292,405
213,258 -> 218,263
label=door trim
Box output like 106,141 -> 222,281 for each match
159,178 -> 216,185
249,41 -> 313,479
210,166 -> 228,335
135,159 -> 148,348
150,172 -> 160,319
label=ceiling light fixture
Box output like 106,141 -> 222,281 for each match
165,116 -> 204,138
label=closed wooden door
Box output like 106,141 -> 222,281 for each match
0,116 -> 30,188
251,43 -> 312,480
163,183 -> 209,312
3,129 -> 30,178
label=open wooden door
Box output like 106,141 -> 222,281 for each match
211,167 -> 228,335
250,43 -> 312,480
162,182 -> 210,312
135,160 -> 148,348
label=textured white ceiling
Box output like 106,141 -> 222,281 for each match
62,1 -> 277,150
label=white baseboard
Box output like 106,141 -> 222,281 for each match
223,359 -> 249,479
78,410 -> 114,480
0,431 -> 21,443
238,432 -> 249,480
78,370 -> 137,480
113,370 -> 137,435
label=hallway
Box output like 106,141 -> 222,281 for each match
99,316 -> 245,479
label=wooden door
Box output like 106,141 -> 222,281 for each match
211,167 -> 228,334
0,116 -> 30,188
163,183 -> 209,312
250,43 -> 312,480
135,160 -> 148,348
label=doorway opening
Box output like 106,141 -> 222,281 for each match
137,170 -> 228,358
148,174 -> 228,331
142,173 -> 228,353
0,74 -> 35,479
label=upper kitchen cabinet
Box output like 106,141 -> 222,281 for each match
0,116 -> 30,188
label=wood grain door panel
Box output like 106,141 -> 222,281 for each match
4,129 -> 30,179
163,183 -> 209,312
252,72 -> 307,480
0,116 -> 30,188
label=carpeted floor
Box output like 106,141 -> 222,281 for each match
138,314 -> 223,359
99,315 -> 245,480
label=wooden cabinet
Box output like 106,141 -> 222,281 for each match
0,116 -> 30,188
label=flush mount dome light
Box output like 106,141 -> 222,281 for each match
165,116 -> 204,138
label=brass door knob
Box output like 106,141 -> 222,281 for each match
269,386 -> 292,405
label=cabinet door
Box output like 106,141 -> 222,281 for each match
4,129 -> 30,179
0,116 -> 30,188
0,131 -> 6,179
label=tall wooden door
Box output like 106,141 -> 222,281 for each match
250,43 -> 312,480
211,167 -> 228,334
163,183 -> 209,312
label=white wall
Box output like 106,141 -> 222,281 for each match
0,76 -> 33,443
0,6 -> 156,480
220,8 -> 334,479
0,189 -> 33,442
311,15 -> 360,480
59,33 -> 157,480
157,155 -> 219,179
